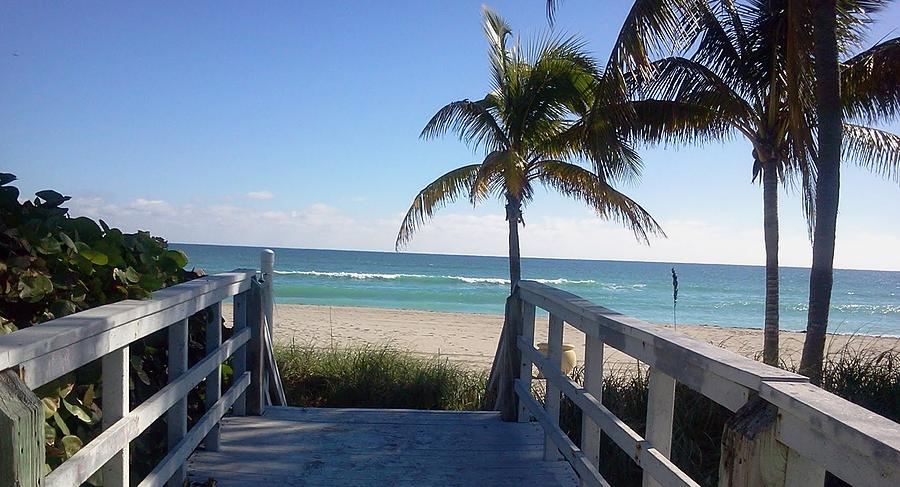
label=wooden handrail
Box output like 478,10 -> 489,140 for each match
511,279 -> 900,487
0,255 -> 278,487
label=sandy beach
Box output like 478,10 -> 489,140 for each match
225,303 -> 900,371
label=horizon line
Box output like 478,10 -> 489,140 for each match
170,240 -> 900,274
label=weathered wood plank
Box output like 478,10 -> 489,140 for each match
166,318 -> 188,487
581,334 -> 603,481
762,381 -> 899,487
246,280 -> 265,415
101,346 -> 129,487
518,302 -> 536,423
17,280 -> 250,389
643,368 -> 676,487
203,303 -> 222,451
516,281 -> 806,397
544,313 -> 564,461
188,406 -> 578,487
0,271 -> 254,373
0,370 -> 43,487
231,291 -> 249,416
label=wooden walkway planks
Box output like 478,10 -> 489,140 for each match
186,407 -> 578,486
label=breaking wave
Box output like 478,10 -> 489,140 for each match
274,270 -> 597,286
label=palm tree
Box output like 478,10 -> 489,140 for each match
395,7 -> 664,417
801,11 -> 900,383
620,0 -> 899,366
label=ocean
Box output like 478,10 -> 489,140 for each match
171,243 -> 900,336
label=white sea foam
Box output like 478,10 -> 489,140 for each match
275,270 -> 598,286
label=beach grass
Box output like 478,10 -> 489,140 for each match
275,343 -> 487,411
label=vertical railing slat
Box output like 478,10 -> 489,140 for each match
544,313 -> 564,460
101,346 -> 130,487
643,367 -> 676,487
581,334 -> 604,484
232,290 -> 249,416
203,302 -> 223,451
517,302 -> 536,423
166,318 -> 188,487
246,279 -> 266,415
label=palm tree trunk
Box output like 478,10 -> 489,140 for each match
800,0 -> 842,385
762,160 -> 780,366
482,195 -> 524,419
506,196 -> 522,290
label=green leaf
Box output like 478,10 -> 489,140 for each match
83,384 -> 95,408
164,249 -> 189,268
42,397 -> 59,417
19,275 -> 54,302
58,232 -> 77,251
60,435 -> 83,458
36,190 -> 68,206
57,381 -> 74,399
62,399 -> 93,424
44,423 -> 57,445
53,411 -> 70,436
0,173 -> 16,186
37,237 -> 62,255
80,249 -> 109,266
124,267 -> 140,283
130,356 -> 151,385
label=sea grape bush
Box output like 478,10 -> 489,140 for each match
0,173 -> 215,482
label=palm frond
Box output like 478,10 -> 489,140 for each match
469,150 -> 509,204
420,97 -> 508,151
842,123 -> 900,184
642,56 -> 756,134
608,0 -> 703,77
841,37 -> 900,123
628,99 -> 735,146
531,159 -> 665,243
395,164 -> 480,250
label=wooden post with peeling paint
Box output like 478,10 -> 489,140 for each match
0,369 -> 44,487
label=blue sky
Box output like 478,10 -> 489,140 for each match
2,1 -> 899,270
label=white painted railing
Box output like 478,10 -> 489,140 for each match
512,280 -> 900,487
0,250 -> 282,487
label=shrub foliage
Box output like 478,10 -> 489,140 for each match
0,173 -> 210,481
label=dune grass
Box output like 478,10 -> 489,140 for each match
275,343 -> 487,411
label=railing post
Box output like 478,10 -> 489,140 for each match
517,302 -> 536,423
203,302 -> 223,451
544,313 -> 564,460
260,249 -> 275,337
232,290 -> 249,416
719,398 -> 825,487
580,335 -> 603,481
0,370 -> 43,487
643,367 -> 676,487
260,250 -> 274,404
166,318 -> 188,487
101,346 -> 130,487
246,279 -> 266,415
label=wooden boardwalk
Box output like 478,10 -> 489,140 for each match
186,407 -> 578,486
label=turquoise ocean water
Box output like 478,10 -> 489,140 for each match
171,243 -> 900,336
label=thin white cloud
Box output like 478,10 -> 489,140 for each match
246,190 -> 275,200
64,197 -> 900,271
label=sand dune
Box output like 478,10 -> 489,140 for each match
224,303 -> 900,372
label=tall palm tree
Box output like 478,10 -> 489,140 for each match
801,11 -> 900,382
621,0 -> 899,366
396,7 -> 665,417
